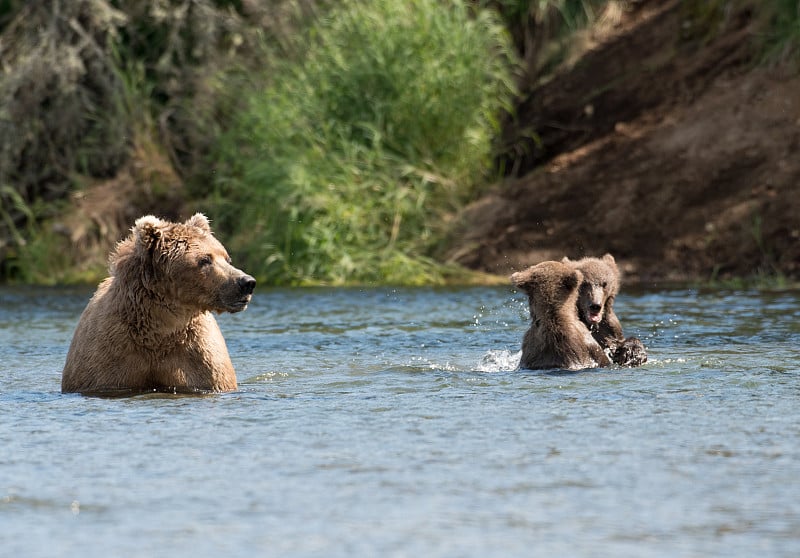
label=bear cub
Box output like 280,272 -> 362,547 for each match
561,253 -> 647,367
61,213 -> 256,395
511,261 -> 610,370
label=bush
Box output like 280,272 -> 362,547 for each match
208,0 -> 516,285
0,0 -> 257,281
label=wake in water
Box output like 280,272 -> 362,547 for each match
476,349 -> 522,373
400,351 -> 521,374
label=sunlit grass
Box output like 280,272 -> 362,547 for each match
208,0 -> 517,285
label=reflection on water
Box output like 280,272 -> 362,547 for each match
1,285 -> 800,557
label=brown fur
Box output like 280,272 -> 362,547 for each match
61,214 -> 256,395
562,253 -> 647,367
511,261 -> 610,371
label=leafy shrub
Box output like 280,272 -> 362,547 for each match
0,0 -> 258,280
209,0 -> 516,285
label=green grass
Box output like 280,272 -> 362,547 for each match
761,0 -> 800,67
207,0 -> 516,285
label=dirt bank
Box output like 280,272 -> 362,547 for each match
448,0 -> 800,285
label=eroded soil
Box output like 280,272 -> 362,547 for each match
448,0 -> 800,285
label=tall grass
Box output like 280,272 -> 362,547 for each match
477,0 -> 610,78
761,0 -> 800,67
208,0 -> 516,285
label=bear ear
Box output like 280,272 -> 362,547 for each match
561,269 -> 582,292
561,256 -> 571,264
185,213 -> 211,233
134,215 -> 164,249
602,253 -> 621,281
510,267 -> 538,290
510,270 -> 528,289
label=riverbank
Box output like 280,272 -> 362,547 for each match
447,1 -> 800,285
2,1 -> 798,287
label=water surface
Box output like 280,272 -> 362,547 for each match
1,285 -> 799,557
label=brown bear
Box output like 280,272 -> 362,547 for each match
561,253 -> 647,367
510,261 -> 611,370
61,213 -> 256,395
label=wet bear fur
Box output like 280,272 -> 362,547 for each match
61,213 -> 256,395
561,253 -> 647,367
511,261 -> 611,370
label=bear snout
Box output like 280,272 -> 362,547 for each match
216,272 -> 255,313
237,274 -> 256,295
587,302 -> 604,323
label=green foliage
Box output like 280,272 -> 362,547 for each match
0,1 -> 127,202
482,0 -> 604,31
0,0 -> 267,283
0,1 -> 122,281
475,0 -> 612,87
0,0 -> 22,30
679,0 -> 800,67
761,0 -> 800,67
209,0 -> 516,285
543,0 -> 604,30
679,0 -> 730,43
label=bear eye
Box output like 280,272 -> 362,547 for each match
601,281 -> 608,288
198,255 -> 213,268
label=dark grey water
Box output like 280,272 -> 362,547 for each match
1,285 -> 799,557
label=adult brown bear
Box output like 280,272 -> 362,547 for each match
61,213 -> 255,395
511,261 -> 610,371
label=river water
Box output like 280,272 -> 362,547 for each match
1,285 -> 799,557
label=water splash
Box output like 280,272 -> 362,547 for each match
476,349 -> 521,372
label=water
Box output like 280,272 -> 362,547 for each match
2,285 -> 800,557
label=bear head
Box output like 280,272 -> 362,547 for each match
112,213 -> 256,314
510,260 -> 583,320
561,253 -> 620,327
